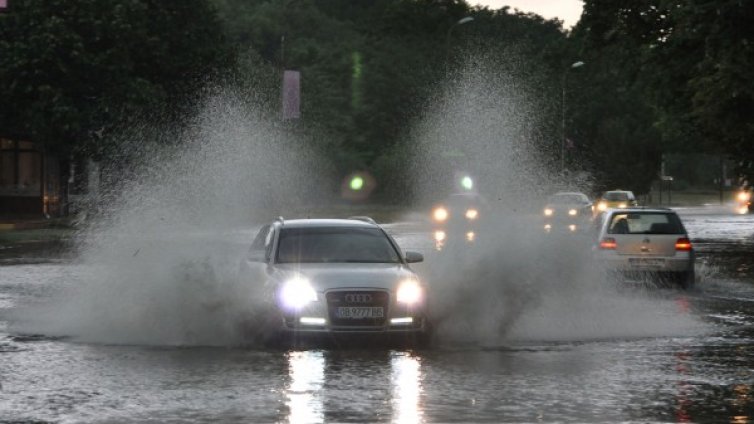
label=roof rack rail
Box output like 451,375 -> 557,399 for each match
348,216 -> 377,225
275,216 -> 285,225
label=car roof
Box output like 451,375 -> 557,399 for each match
604,190 -> 634,194
605,207 -> 676,214
553,191 -> 587,196
550,191 -> 589,199
447,192 -> 482,198
275,218 -> 379,229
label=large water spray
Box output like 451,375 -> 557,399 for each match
12,89 -> 327,346
409,58 -> 707,345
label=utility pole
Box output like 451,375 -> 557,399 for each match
561,61 -> 584,175
445,17 -> 474,75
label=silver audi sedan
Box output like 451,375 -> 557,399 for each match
593,208 -> 695,288
240,217 -> 430,344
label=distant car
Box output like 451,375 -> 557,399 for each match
240,217 -> 430,344
593,208 -> 695,288
595,190 -> 639,213
430,192 -> 487,249
542,191 -> 593,233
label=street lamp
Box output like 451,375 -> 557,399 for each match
561,60 -> 585,174
445,16 -> 474,74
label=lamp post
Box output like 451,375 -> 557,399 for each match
445,16 -> 474,74
561,60 -> 585,174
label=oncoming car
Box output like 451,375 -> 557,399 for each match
595,190 -> 638,213
542,191 -> 593,233
593,208 -> 695,288
240,217 -> 430,345
430,192 -> 486,249
735,187 -> 752,214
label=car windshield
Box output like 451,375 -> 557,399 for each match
446,194 -> 482,209
549,194 -> 586,204
607,212 -> 685,235
276,227 -> 401,263
603,192 -> 630,201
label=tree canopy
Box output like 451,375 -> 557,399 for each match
1,0 -> 753,200
0,0 -> 230,157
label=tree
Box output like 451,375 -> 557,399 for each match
570,1 -> 666,193
0,0 -> 230,157
575,0 -> 754,188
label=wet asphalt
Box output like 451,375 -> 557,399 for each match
1,205 -> 753,423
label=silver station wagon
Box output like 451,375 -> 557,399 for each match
593,208 -> 695,288
240,217 -> 430,345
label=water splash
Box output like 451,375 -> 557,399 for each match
11,88 -> 326,346
409,58 -> 708,345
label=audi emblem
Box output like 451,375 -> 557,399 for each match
345,293 -> 373,303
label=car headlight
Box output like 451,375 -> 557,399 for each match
738,191 -> 751,202
465,208 -> 479,220
597,202 -> 607,211
433,207 -> 449,222
544,208 -> 554,216
568,209 -> 578,216
279,277 -> 317,310
397,279 -> 423,305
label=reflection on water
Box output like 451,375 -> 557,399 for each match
284,350 -> 423,423
391,351 -> 423,424
286,350 -> 325,424
731,364 -> 750,424
674,349 -> 692,423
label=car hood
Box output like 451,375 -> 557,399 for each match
271,263 -> 418,292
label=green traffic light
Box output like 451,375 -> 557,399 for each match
461,176 -> 473,190
350,176 -> 364,191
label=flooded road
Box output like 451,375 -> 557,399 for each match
1,206 -> 753,423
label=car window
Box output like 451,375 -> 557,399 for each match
549,194 -> 587,204
276,227 -> 401,263
603,192 -> 629,201
607,212 -> 684,234
446,194 -> 482,209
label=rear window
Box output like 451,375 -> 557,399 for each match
276,227 -> 401,263
607,212 -> 685,235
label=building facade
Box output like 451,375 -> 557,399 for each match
0,138 -> 62,217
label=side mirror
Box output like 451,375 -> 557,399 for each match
405,251 -> 424,263
247,250 -> 267,263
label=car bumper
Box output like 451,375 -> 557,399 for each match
276,298 -> 428,335
594,251 -> 694,273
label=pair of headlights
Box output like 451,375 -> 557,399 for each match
432,207 -> 479,222
596,201 -> 627,211
544,208 -> 579,216
279,277 -> 423,310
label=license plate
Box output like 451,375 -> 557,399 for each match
336,307 -> 384,319
629,258 -> 665,269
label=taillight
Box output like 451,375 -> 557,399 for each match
675,237 -> 693,251
599,237 -> 617,249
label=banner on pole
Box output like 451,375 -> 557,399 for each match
282,70 -> 301,119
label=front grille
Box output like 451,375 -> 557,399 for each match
326,290 -> 389,327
